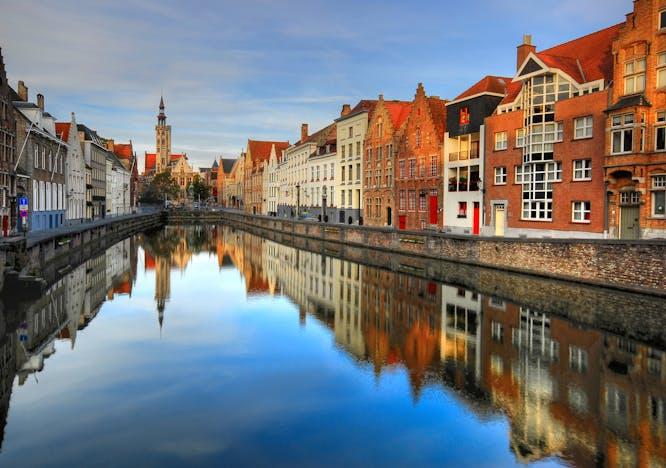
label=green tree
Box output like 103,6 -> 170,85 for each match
187,176 -> 210,202
139,171 -> 180,203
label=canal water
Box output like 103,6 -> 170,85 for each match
0,225 -> 664,467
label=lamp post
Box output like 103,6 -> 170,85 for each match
296,184 -> 300,219
322,185 -> 327,222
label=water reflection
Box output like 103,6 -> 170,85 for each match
0,225 -> 664,467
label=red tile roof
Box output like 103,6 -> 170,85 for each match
145,153 -> 156,173
537,23 -> 622,83
454,76 -> 511,102
427,97 -> 448,141
114,143 -> 133,160
170,153 -> 185,162
247,140 -> 290,165
384,101 -> 413,130
55,122 -> 71,142
346,99 -> 378,122
501,81 -> 523,106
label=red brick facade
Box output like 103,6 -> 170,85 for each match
605,0 -> 666,239
395,84 -> 447,230
363,95 -> 411,227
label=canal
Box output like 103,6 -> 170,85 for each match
0,224 -> 664,467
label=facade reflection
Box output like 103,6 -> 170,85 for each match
0,225 -> 662,466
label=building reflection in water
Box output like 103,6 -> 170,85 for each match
0,224 -> 663,466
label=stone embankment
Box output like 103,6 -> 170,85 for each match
168,210 -> 666,297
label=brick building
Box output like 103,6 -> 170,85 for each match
363,94 -> 411,227
605,0 -> 666,239
0,47 -> 16,236
395,83 -> 447,230
244,139 -> 289,215
484,27 -> 620,238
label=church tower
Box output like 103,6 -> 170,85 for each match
155,96 -> 171,173
154,254 -> 170,333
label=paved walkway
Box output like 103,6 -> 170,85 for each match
1,209 -> 161,248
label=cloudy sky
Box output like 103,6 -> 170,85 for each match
1,0 -> 629,172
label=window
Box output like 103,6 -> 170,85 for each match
495,131 -> 508,151
356,163 -> 360,181
572,201 -> 591,223
573,159 -> 592,181
653,175 -> 666,217
356,141 -> 361,156
377,146 -> 382,161
34,146 -> 38,168
399,190 -> 406,210
624,58 -> 646,95
408,190 -> 416,210
515,165 -> 525,184
341,145 -> 345,158
516,128 -> 526,148
348,126 -> 353,138
574,116 -> 593,139
366,148 -> 372,161
658,53 -> 666,88
415,127 -> 421,148
419,193 -> 426,211
660,10 -> 666,29
341,190 -> 345,206
341,166 -> 345,182
458,202 -> 467,218
521,162 -> 561,220
399,160 -> 405,179
656,111 -> 666,151
494,167 -> 507,185
611,114 -> 634,154
430,156 -> 438,176
348,190 -> 352,205
408,159 -> 416,178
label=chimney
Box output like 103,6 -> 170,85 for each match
340,104 -> 351,117
17,80 -> 28,102
105,139 -> 115,151
301,123 -> 308,142
37,93 -> 44,111
517,34 -> 536,71
378,94 -> 384,101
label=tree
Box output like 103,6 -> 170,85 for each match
139,171 -> 180,203
187,176 -> 210,202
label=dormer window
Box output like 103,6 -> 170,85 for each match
624,58 -> 646,95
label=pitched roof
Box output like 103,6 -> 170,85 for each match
170,153 -> 185,162
383,100 -> 413,130
337,99 -> 378,122
247,139 -> 290,165
427,97 -> 448,141
145,153 -> 156,173
220,158 -> 236,173
453,76 -> 510,102
536,23 -> 622,83
114,143 -> 133,160
55,122 -> 70,142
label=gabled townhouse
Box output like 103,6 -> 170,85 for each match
395,83 -> 447,230
605,0 -> 666,239
77,124 -> 107,219
12,83 -> 67,232
443,76 -> 508,235
109,141 -> 139,211
216,158 -> 236,207
104,144 -> 131,216
305,123 -> 336,221
335,100 -> 377,225
363,95 -> 411,227
483,28 -> 619,238
0,47 -> 16,236
277,125 -> 316,218
264,145 -> 282,216
55,113 -> 86,223
244,139 -> 289,215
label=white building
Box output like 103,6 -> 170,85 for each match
105,152 -> 130,216
305,123 -> 336,221
57,113 -> 86,223
277,124 -> 317,218
335,101 -> 376,224
264,145 -> 281,216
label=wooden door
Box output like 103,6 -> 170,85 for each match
620,206 -> 640,239
398,215 -> 406,230
428,195 -> 438,225
387,207 -> 392,226
494,205 -> 505,237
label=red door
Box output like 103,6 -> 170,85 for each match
472,202 -> 480,235
398,215 -> 406,230
428,195 -> 438,225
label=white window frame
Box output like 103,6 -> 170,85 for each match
515,165 -> 525,184
516,128 -> 526,148
573,159 -> 592,181
624,57 -> 646,95
494,167 -> 507,185
495,131 -> 508,151
652,174 -> 666,217
658,52 -> 666,88
656,111 -> 666,151
574,116 -> 593,139
611,114 -> 635,155
572,201 -> 591,223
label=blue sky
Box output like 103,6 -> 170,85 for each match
0,0 -> 629,171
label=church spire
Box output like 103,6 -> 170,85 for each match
158,95 -> 166,125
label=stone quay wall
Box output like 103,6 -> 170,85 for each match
168,210 -> 666,296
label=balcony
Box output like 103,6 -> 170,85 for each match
448,150 -> 479,162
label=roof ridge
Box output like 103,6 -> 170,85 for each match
540,22 -> 623,55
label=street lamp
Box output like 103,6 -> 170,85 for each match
296,184 -> 300,219
322,185 -> 327,222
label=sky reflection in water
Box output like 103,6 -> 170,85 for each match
0,225 -> 662,467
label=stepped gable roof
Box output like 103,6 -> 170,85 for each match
453,76 -> 511,102
427,97 -> 448,141
55,122 -> 71,141
247,139 -> 290,166
383,100 -> 412,130
220,158 -> 236,174
145,153 -> 156,173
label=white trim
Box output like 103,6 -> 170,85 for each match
446,91 -> 506,107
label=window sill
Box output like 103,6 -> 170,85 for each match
572,178 -> 592,182
610,152 -> 633,156
519,218 -> 553,223
571,221 -> 591,224
494,183 -> 507,186
572,136 -> 593,141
